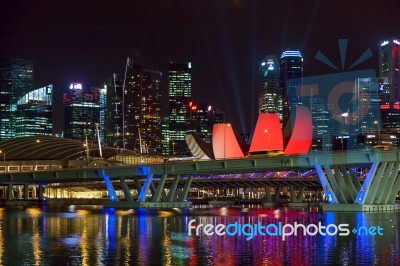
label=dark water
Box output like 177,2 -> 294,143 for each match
0,205 -> 398,265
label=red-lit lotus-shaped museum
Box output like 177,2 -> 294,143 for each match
186,106 -> 313,160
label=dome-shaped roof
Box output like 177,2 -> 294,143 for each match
0,136 -> 123,160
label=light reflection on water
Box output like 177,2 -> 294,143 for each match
0,206 -> 397,265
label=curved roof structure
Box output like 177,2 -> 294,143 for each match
185,133 -> 214,160
0,136 -> 124,160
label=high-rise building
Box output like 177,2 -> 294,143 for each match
310,98 -> 333,151
352,77 -> 381,135
168,62 -> 192,156
105,74 -> 123,147
280,50 -> 303,123
189,103 -> 225,144
105,63 -> 162,154
15,85 -> 53,137
63,82 -> 102,140
0,58 -> 34,140
125,65 -> 162,153
379,38 -> 400,103
258,55 -> 281,118
381,102 -> 400,130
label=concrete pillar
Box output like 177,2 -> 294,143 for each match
338,167 -> 359,202
363,162 -> 388,204
119,177 -> 133,202
324,166 -> 347,203
98,170 -> 118,202
379,163 -> 400,204
178,176 -> 192,201
273,186 -> 281,202
387,171 -> 400,204
166,175 -> 180,202
137,174 -> 153,202
289,186 -> 305,203
32,185 -> 37,199
7,184 -> 13,201
38,184 -> 44,201
134,177 -> 141,191
152,175 -> 167,202
24,184 -> 29,200
315,164 -> 339,204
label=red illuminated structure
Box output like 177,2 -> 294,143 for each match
249,113 -> 284,153
187,107 -> 313,159
283,106 -> 313,155
212,124 -> 245,159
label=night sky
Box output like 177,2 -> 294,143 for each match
1,0 -> 400,134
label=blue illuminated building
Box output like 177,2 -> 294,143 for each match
16,85 -> 53,137
280,50 -> 303,124
0,57 -> 34,140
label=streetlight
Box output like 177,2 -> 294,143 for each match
374,120 -> 380,145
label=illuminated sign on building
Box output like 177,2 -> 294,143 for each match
381,41 -> 389,46
69,82 -> 83,90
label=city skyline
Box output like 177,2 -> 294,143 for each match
2,1 -> 400,134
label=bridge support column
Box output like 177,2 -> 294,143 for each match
7,184 -> 13,201
38,184 -> 44,201
24,184 -> 29,200
137,174 -> 153,202
119,177 -> 133,202
178,176 -> 193,201
103,171 -> 192,209
98,170 -> 118,202
316,163 -> 400,212
288,186 -> 305,203
166,175 -> 180,202
262,185 -> 283,207
151,175 -> 167,202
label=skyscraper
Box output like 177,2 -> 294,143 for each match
189,103 -> 225,144
280,50 -> 303,123
125,65 -> 162,153
63,82 -> 101,140
0,58 -> 34,140
105,62 -> 162,154
379,38 -> 400,103
168,62 -> 192,156
15,85 -> 53,137
352,77 -> 380,135
310,98 -> 333,151
258,55 -> 281,119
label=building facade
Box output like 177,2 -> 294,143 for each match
105,63 -> 162,154
63,82 -> 102,140
379,38 -> 400,104
258,55 -> 281,118
280,50 -> 303,124
0,58 -> 34,140
15,85 -> 53,137
189,103 -> 225,144
168,62 -> 192,156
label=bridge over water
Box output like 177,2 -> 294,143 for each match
0,150 -> 399,211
